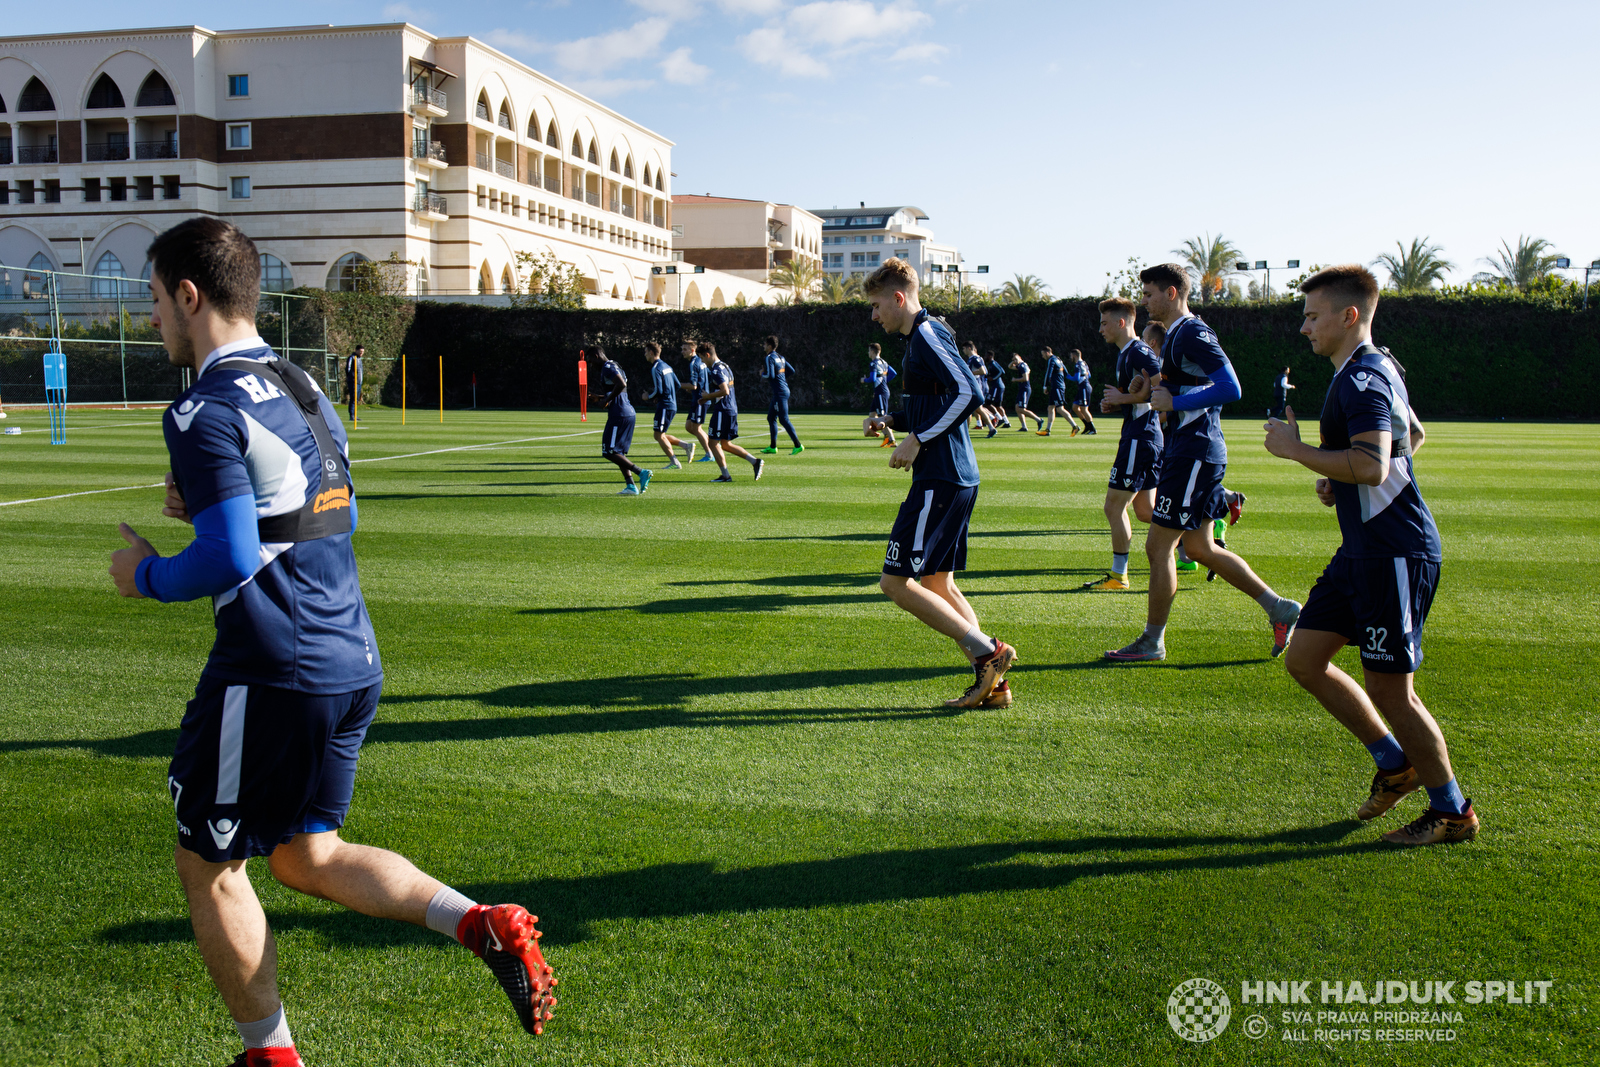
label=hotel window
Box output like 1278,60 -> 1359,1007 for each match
227,74 -> 249,98
162,175 -> 181,200
226,123 -> 252,150
84,178 -> 102,203
230,176 -> 251,199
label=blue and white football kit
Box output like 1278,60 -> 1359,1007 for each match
1013,362 -> 1032,409
144,338 -> 383,863
685,354 -> 709,424
867,357 -> 895,416
1296,345 -> 1442,674
599,359 -> 636,456
1074,361 -> 1093,408
1043,355 -> 1068,406
985,358 -> 1006,405
881,311 -> 985,579
1150,316 -> 1242,531
763,350 -> 801,448
1109,338 -> 1164,492
650,358 -> 679,434
707,359 -> 739,440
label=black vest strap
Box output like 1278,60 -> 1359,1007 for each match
216,358 -> 353,542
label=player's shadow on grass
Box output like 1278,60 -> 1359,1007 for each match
749,529 -> 1105,542
96,821 -> 1379,949
519,591 -> 880,615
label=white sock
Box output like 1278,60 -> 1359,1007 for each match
957,625 -> 997,659
1255,588 -> 1283,615
748,455 -> 760,468
1113,552 -> 1129,576
236,1005 -> 294,1050
425,886 -> 478,942
1143,623 -> 1166,644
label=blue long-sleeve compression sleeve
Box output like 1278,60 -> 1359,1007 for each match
1170,360 -> 1242,411
134,493 -> 261,602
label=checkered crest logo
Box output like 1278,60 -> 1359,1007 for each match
1167,977 -> 1231,1042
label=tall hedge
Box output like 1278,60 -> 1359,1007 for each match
385,293 -> 1600,420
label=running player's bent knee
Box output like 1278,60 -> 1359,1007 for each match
879,573 -> 908,599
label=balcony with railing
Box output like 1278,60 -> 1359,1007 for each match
136,140 -> 179,160
475,100 -> 491,121
87,142 -> 130,162
653,213 -> 665,229
17,145 -> 58,164
414,191 -> 449,218
494,158 -> 515,180
585,191 -> 600,207
412,85 -> 448,114
412,140 -> 448,169
475,152 -> 491,171
0,145 -> 12,166
544,175 -> 561,194
619,203 -> 635,219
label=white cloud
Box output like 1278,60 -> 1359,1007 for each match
628,0 -> 705,19
552,18 -> 672,71
891,41 -> 946,62
917,73 -> 948,86
717,0 -> 786,14
484,28 -> 544,56
566,77 -> 657,99
382,2 -> 435,23
661,47 -> 712,84
738,25 -> 831,76
786,0 -> 928,47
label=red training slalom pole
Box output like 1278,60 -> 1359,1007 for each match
578,351 -> 588,422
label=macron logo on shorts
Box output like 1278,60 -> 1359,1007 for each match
208,817 -> 242,851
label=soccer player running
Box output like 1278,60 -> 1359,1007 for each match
591,347 -> 652,495
1009,353 -> 1042,431
982,350 -> 1012,436
1270,365 -> 1296,419
1268,265 -> 1475,845
680,338 -> 715,462
864,342 -> 898,448
1082,297 -> 1162,591
1036,346 -> 1078,436
760,334 -> 804,455
107,219 -> 556,1067
643,341 -> 691,468
860,258 -> 1017,708
1067,350 -> 1097,435
961,342 -> 993,432
700,341 -> 765,482
1106,263 -> 1301,661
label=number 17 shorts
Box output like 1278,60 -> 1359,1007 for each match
883,480 -> 978,579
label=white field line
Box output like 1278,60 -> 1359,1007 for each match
0,429 -> 602,508
8,420 -> 165,433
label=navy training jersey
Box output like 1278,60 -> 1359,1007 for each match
764,351 -> 792,398
1043,355 -> 1066,391
1116,338 -> 1163,445
708,359 -> 737,414
900,310 -> 982,486
650,359 -> 678,412
601,359 -> 634,417
163,342 -> 381,694
966,353 -> 985,381
1319,345 -> 1441,561
870,357 -> 893,389
985,358 -> 1004,389
1160,316 -> 1231,464
688,355 -> 708,399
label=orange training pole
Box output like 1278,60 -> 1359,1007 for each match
578,351 -> 588,422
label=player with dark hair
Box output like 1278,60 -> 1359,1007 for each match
700,341 -> 765,482
680,338 -> 715,462
1106,262 -> 1300,661
1009,353 -> 1041,431
1267,264 -> 1475,845
108,218 -> 556,1067
591,348 -> 652,495
982,350 -> 1012,437
1271,365 -> 1295,419
861,258 -> 1017,709
760,334 -> 804,455
1082,297 -> 1161,591
1067,350 -> 1097,435
864,342 -> 898,448
1036,346 -> 1078,436
961,341 -> 994,433
643,341 -> 691,469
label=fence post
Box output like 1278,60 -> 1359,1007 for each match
118,291 -> 128,408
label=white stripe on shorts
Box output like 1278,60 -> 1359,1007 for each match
1182,460 -> 1202,507
912,489 -> 935,552
1394,557 -> 1413,635
1125,441 -> 1139,476
217,685 -> 248,805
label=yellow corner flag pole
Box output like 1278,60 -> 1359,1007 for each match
402,353 -> 407,425
439,356 -> 443,423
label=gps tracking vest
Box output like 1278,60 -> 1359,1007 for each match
217,357 -> 353,542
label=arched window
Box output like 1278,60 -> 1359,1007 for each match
478,263 -> 493,294
475,91 -> 490,121
643,164 -> 651,186
571,133 -> 583,157
19,77 -> 55,112
497,102 -> 512,130
609,149 -> 620,173
501,265 -> 514,292
586,140 -> 598,165
546,120 -> 559,148
87,73 -> 125,109
415,259 -> 429,295
259,253 -> 292,293
526,113 -> 540,140
655,170 -> 664,191
139,261 -> 152,285
326,252 -> 370,292
0,92 -> 7,114
24,252 -> 55,297
624,156 -> 634,179
91,251 -> 127,297
136,72 -> 175,107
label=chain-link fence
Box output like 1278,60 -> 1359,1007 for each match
0,265 -> 333,406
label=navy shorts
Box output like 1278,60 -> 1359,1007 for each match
1108,436 -> 1162,492
884,480 -> 977,579
1151,457 -> 1228,531
1047,388 -> 1067,407
1298,553 -> 1440,674
872,388 -> 891,416
709,409 -> 739,440
653,407 -> 677,434
1016,384 -> 1031,408
168,677 -> 381,862
685,399 -> 707,423
987,383 -> 1004,404
602,412 -> 636,455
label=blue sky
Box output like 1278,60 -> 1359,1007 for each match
12,1 -> 1600,296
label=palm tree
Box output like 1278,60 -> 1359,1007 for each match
1171,233 -> 1244,304
1479,235 -> 1563,291
998,273 -> 1050,303
768,257 -> 822,301
1372,237 -> 1455,292
816,274 -> 863,304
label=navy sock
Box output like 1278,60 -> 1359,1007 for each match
1425,778 -> 1469,815
1364,733 -> 1407,771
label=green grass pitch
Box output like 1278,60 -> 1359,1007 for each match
1,406 -> 1596,1066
